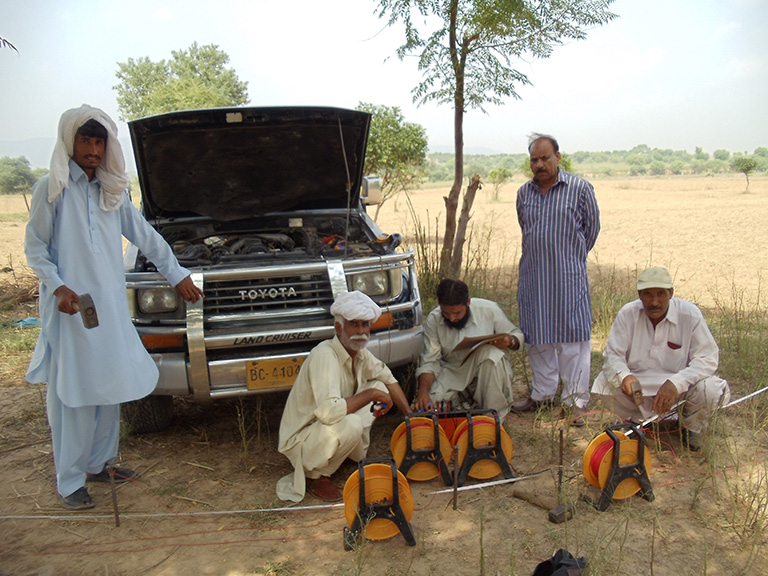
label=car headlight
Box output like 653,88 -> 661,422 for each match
351,271 -> 388,297
349,270 -> 403,302
137,288 -> 179,314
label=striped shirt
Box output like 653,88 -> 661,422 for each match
516,169 -> 600,345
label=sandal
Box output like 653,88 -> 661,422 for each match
86,466 -> 136,484
58,486 -> 95,510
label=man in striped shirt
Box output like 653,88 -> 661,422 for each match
511,134 -> 600,426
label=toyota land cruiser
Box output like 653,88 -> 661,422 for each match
123,107 -> 423,432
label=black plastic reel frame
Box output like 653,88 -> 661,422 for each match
582,422 -> 655,512
343,457 -> 417,550
397,412 -> 454,485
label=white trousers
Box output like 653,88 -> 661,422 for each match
525,341 -> 591,408
596,376 -> 730,433
429,345 -> 515,416
47,385 -> 120,497
276,381 -> 385,502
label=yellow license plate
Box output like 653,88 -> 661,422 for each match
246,357 -> 304,390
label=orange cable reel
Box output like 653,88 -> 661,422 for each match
342,463 -> 415,541
451,415 -> 514,480
390,417 -> 452,481
582,431 -> 653,499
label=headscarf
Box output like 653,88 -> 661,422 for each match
48,104 -> 129,211
329,291 -> 382,322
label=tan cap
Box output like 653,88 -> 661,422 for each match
637,266 -> 673,290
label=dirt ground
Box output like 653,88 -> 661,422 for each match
1,176 -> 768,576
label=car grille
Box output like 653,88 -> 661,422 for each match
204,272 -> 334,317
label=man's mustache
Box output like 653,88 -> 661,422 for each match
350,334 -> 369,341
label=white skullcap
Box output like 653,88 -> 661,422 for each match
330,291 -> 382,322
48,104 -> 129,211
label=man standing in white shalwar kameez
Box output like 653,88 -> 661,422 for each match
25,105 -> 203,510
412,279 -> 523,417
276,291 -> 410,502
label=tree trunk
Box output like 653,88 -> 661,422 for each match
439,107 -> 464,278
439,1 -> 465,279
451,173 -> 481,274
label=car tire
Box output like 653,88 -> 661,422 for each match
122,395 -> 174,434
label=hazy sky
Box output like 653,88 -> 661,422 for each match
1,0 -> 766,155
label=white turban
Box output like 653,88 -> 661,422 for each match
48,104 -> 129,211
330,291 -> 382,322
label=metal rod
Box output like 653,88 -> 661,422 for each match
452,445 -> 460,510
109,467 -> 120,528
723,384 -> 768,408
429,470 -> 548,495
557,427 -> 564,502
625,385 -> 768,437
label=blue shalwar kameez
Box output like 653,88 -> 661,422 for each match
25,162 -> 189,497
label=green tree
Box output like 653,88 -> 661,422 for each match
732,155 -> 759,190
114,42 -> 249,121
694,146 -> 708,161
0,156 -> 36,195
487,167 -> 511,201
356,103 -> 429,220
669,160 -> 686,175
376,0 -> 617,276
713,149 -> 730,161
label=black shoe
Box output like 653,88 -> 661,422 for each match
58,487 -> 94,510
510,397 -> 545,413
682,429 -> 702,452
86,466 -> 137,483
560,405 -> 586,428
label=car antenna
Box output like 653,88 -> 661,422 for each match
338,116 -> 352,256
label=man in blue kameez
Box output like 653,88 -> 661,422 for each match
25,105 -> 203,509
511,134 -> 600,427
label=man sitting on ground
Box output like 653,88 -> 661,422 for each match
591,266 -> 730,450
276,291 -> 410,502
412,279 -> 523,416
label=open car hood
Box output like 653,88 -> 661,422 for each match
128,107 -> 370,221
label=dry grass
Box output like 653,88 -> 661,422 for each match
0,269 -> 37,311
1,179 -> 768,575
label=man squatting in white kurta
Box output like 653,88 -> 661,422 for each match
412,279 -> 523,417
277,291 -> 410,503
25,105 -> 203,509
591,266 -> 730,450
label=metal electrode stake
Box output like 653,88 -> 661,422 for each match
557,427 -> 564,502
109,467 -> 120,528
452,445 -> 460,510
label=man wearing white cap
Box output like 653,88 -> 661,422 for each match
25,105 -> 203,509
276,290 -> 410,502
592,266 -> 730,450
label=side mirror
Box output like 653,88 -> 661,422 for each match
361,176 -> 382,206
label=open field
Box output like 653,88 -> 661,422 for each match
1,175 -> 767,575
376,175 -> 768,309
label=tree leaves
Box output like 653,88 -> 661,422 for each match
113,43 -> 249,121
